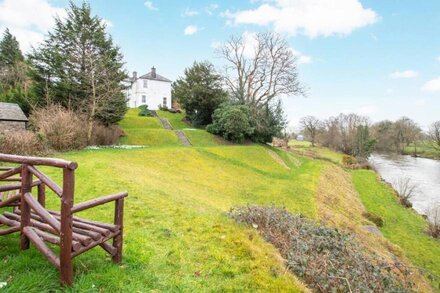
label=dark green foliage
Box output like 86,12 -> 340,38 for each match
138,105 -> 153,117
249,100 -> 287,143
230,206 -> 414,292
28,2 -> 127,127
0,28 -> 23,67
354,125 -> 376,158
172,61 -> 227,126
0,87 -> 34,115
207,103 -> 253,143
0,29 -> 30,110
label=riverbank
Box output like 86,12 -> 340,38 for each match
403,142 -> 440,160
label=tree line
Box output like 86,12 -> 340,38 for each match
172,32 -> 304,143
0,2 -> 127,143
299,114 -> 440,158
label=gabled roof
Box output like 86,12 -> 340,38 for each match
0,102 -> 28,122
138,71 -> 172,83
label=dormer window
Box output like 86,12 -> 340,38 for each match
143,79 -> 148,88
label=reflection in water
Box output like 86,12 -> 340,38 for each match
369,153 -> 440,216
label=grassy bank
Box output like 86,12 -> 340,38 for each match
403,141 -> 440,160
0,112 -> 438,291
352,170 -> 440,289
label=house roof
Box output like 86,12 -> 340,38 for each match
0,102 -> 28,122
138,71 -> 172,83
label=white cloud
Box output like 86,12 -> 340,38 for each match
184,25 -> 198,36
422,77 -> 440,92
386,88 -> 393,94
389,70 -> 418,79
101,19 -> 113,28
290,48 -> 312,65
182,8 -> 199,17
0,0 -> 65,52
414,98 -> 426,106
223,0 -> 379,38
436,56 -> 440,63
205,4 -> 219,15
144,1 -> 158,11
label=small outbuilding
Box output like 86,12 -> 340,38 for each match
0,102 -> 28,132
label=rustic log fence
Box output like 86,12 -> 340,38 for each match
0,153 -> 128,286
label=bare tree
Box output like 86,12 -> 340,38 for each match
218,32 -> 304,108
426,204 -> 440,238
395,177 -> 418,208
428,121 -> 440,151
299,116 -> 321,146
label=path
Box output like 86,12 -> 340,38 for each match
158,117 -> 192,146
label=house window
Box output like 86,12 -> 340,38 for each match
142,95 -> 146,103
163,97 -> 167,107
143,80 -> 148,88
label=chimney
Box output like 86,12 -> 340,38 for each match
151,67 -> 156,78
132,71 -> 137,80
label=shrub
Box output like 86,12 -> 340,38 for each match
207,104 -> 254,143
426,205 -> 440,238
342,155 -> 357,167
29,105 -> 88,151
138,105 -> 153,117
395,177 -> 418,208
230,205 -> 414,292
362,211 -> 384,227
90,124 -> 125,146
0,130 -> 47,155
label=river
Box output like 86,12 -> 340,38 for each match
369,153 -> 440,217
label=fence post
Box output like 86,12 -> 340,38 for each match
37,183 -> 46,208
60,168 -> 74,286
113,198 -> 124,263
20,164 -> 32,250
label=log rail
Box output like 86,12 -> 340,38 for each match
0,153 -> 127,287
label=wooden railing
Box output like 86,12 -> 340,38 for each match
0,153 -> 127,286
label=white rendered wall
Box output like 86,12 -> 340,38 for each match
127,79 -> 171,110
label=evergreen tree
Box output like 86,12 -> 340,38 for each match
172,61 -> 227,126
29,2 -> 127,140
0,28 -> 24,67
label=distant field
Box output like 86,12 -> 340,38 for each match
404,141 -> 440,160
289,140 -> 345,164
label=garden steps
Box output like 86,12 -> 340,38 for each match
175,130 -> 192,146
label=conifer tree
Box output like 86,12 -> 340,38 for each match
29,2 -> 127,140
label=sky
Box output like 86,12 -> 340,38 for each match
0,0 -> 439,130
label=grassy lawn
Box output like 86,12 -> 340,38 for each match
352,170 -> 440,289
118,109 -> 181,146
119,108 -> 162,129
156,110 -> 189,129
289,140 -> 345,164
183,129 -> 229,147
0,146 -> 318,291
1,110 -> 438,291
404,141 -> 440,160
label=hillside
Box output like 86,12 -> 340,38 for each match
0,109 -> 437,291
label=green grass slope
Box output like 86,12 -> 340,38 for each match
118,109 -> 181,146
352,170 -> 440,289
0,146 -> 316,291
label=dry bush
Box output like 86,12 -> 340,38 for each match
0,130 -> 47,155
426,205 -> 440,238
90,124 -> 125,146
230,205 -> 414,292
395,177 -> 418,208
29,105 -> 88,151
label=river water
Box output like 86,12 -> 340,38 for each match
369,153 -> 440,217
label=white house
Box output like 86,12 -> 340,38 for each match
124,67 -> 172,109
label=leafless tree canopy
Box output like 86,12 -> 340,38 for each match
428,121 -> 440,151
218,32 -> 304,108
299,116 -> 321,146
395,177 -> 418,208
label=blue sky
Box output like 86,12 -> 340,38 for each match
0,0 -> 439,129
